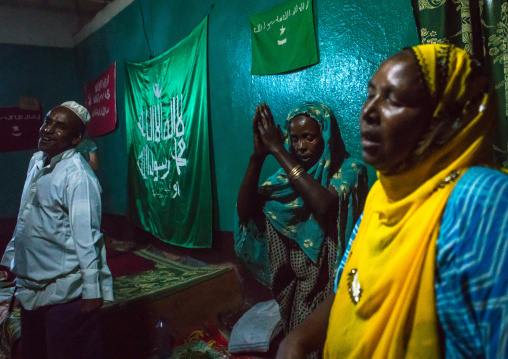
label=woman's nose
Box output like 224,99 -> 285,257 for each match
295,140 -> 306,152
361,97 -> 379,124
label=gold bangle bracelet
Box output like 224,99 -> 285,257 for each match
288,165 -> 305,182
291,169 -> 305,181
288,165 -> 303,181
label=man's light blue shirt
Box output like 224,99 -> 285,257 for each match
1,148 -> 113,310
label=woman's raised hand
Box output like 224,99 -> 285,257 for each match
255,102 -> 285,155
253,105 -> 269,158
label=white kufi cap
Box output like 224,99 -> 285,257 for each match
59,101 -> 91,126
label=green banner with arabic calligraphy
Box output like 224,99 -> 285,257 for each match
250,0 -> 318,75
124,16 -> 211,247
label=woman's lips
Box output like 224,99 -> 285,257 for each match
297,155 -> 316,167
361,131 -> 381,148
361,137 -> 379,148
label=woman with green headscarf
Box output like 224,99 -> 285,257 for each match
235,101 -> 367,340
276,44 -> 508,358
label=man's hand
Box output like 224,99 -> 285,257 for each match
0,266 -> 15,282
81,298 -> 103,314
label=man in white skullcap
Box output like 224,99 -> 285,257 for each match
1,101 -> 113,359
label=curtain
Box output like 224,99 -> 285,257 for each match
412,0 -> 508,167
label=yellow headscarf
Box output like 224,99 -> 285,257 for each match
324,44 -> 496,358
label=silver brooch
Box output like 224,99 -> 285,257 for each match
347,268 -> 362,305
437,169 -> 461,190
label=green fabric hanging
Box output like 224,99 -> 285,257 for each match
411,0 -> 508,167
250,0 -> 318,75
124,16 -> 212,248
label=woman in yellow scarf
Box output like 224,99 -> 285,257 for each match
276,44 -> 508,358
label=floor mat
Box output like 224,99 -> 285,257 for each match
103,248 -> 232,311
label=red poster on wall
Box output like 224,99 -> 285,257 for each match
85,62 -> 117,137
0,108 -> 42,152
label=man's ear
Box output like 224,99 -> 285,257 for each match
72,133 -> 84,147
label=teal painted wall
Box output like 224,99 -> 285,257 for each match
211,0 -> 419,230
0,44 -> 79,218
75,0 -> 419,231
2,0 -> 419,231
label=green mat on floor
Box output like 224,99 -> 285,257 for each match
103,248 -> 231,312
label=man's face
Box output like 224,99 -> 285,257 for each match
38,107 -> 83,160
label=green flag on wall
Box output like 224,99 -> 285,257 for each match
124,16 -> 212,248
250,0 -> 318,75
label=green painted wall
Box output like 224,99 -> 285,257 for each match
0,44 -> 79,218
2,0 -> 419,231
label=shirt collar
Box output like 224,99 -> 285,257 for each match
36,148 -> 77,169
